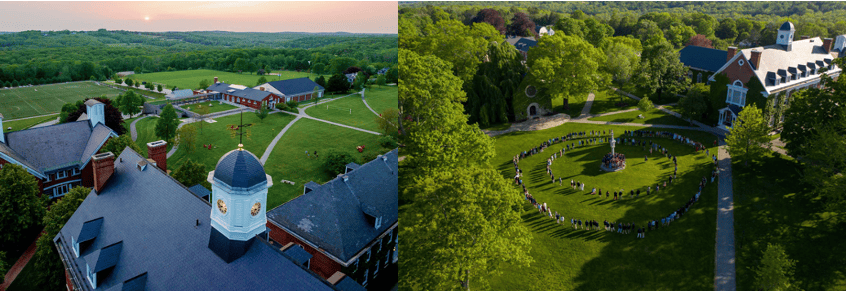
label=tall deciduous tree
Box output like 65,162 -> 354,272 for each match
0,164 -> 47,244
175,123 -> 198,155
755,243 -> 796,291
471,9 -> 506,35
726,104 -> 770,166
376,108 -> 399,137
173,159 -> 208,190
527,34 -> 608,105
32,186 -> 88,290
507,12 -> 537,37
466,41 -> 525,124
100,134 -> 142,157
636,37 -> 690,102
327,74 -> 350,93
198,79 -> 211,90
782,74 -> 846,157
716,18 -> 739,42
411,19 -> 504,84
256,76 -> 268,87
678,83 -> 709,122
638,96 -> 655,112
605,41 -> 640,90
156,104 -> 180,144
118,90 -> 143,117
686,34 -> 714,48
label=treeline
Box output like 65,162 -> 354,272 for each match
0,32 -> 397,87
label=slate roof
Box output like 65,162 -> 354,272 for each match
77,217 -> 104,243
53,148 -> 335,291
335,277 -> 366,291
166,89 -> 194,99
3,121 -> 116,173
213,149 -> 267,189
679,46 -> 728,72
267,149 -> 398,263
206,82 -> 273,102
284,245 -> 313,267
780,21 -> 794,31
187,184 -> 211,201
263,77 -> 325,96
513,38 -> 537,53
0,142 -> 42,177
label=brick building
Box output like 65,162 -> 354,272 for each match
266,149 -> 398,288
206,80 -> 278,110
0,100 -> 118,198
255,77 -> 325,103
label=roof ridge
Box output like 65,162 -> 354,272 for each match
119,146 -> 211,206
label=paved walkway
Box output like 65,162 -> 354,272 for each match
484,114 -> 571,137
578,92 -> 596,118
714,142 -> 736,291
29,117 -> 59,129
0,232 -> 42,291
259,116 -> 302,164
129,116 -> 150,141
362,96 -> 381,117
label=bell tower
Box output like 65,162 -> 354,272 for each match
776,21 -> 795,51
206,145 -> 273,263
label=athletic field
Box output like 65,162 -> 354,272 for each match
128,69 -> 318,91
0,81 -> 124,120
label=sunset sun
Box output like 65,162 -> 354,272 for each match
144,16 -> 149,21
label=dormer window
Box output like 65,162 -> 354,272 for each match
374,216 -> 382,229
72,236 -> 79,257
87,263 -> 97,288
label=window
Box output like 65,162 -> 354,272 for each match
87,263 -> 97,288
374,258 -> 380,276
726,81 -> 748,106
362,268 -> 369,286
73,168 -> 80,175
56,170 -> 67,179
73,236 -> 79,257
353,258 -> 359,273
54,184 -> 71,197
738,59 -> 745,66
697,73 -> 702,83
374,216 -> 382,229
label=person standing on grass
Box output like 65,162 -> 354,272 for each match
314,150 -> 318,158
636,189 -> 640,198
306,150 -> 309,157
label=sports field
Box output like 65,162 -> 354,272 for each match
0,81 -> 124,120
128,69 -> 318,91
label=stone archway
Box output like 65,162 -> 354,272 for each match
527,103 -> 541,118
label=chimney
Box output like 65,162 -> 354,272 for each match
146,140 -> 167,172
823,38 -> 833,52
0,113 -> 5,144
727,47 -> 737,62
214,77 -> 218,84
260,87 -> 265,91
749,50 -> 762,70
92,152 -> 115,193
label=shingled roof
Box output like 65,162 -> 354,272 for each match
53,148 -> 337,291
679,46 -> 728,72
263,77 -> 324,97
266,149 -> 398,263
206,82 -> 273,102
3,121 -> 116,174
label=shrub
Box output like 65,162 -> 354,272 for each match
275,103 -> 289,111
379,135 -> 398,149
322,150 -> 356,175
286,100 -> 299,108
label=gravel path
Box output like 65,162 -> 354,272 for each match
714,142 -> 736,291
579,92 -> 596,118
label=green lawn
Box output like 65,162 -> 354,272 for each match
488,123 -> 719,290
554,96 -> 587,118
590,89 -> 638,115
0,81 -> 124,120
166,112 -> 297,177
2,114 -> 59,133
132,117 -> 173,157
364,86 -> 398,114
128,69 -> 317,91
305,94 -> 382,132
121,116 -> 142,132
182,102 -> 239,115
480,122 -> 512,131
589,108 -> 693,127
263,118 -> 385,209
733,151 -> 846,290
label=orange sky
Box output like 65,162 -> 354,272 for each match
0,1 -> 397,33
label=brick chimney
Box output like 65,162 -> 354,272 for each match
147,140 -> 167,172
260,87 -> 265,91
823,38 -> 833,52
92,152 -> 115,193
727,47 -> 737,62
749,50 -> 762,70
214,77 -> 218,84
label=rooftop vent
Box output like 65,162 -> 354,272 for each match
137,160 -> 147,171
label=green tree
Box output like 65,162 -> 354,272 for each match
32,186 -> 88,290
376,74 -> 387,87
636,37 -> 690,102
254,105 -> 270,123
100,134 -> 142,157
527,34 -> 608,105
172,159 -> 208,190
726,104 -> 770,166
256,76 -> 268,87
0,251 -> 7,284
410,19 -> 504,83
755,243 -> 796,291
234,58 -> 248,73
155,104 -> 180,144
322,150 -> 356,175
799,120 -> 846,213
157,84 -> 163,92
125,78 -> 133,87
327,74 -> 350,93
115,78 -> 122,86
678,83 -> 709,122
782,74 -> 846,157
198,79 -> 211,90
605,41 -> 639,90
638,96 -> 655,111
311,86 -> 321,103
716,18 -> 739,42
0,163 -> 48,244
175,123 -> 197,155
377,108 -> 399,137
315,75 -> 327,88
118,90 -> 143,117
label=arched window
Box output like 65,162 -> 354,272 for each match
726,80 -> 748,106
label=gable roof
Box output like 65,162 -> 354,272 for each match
679,46 -> 728,72
4,121 -> 117,173
267,149 -> 398,263
206,82 -> 273,102
53,148 -> 334,291
166,89 -> 194,99
263,77 -> 324,97
513,38 -> 537,53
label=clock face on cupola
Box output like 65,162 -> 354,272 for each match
207,145 -> 273,242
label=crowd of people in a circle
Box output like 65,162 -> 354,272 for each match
602,152 -> 626,169
512,128 -> 720,239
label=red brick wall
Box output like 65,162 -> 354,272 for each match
65,269 -> 74,291
147,143 -> 167,172
81,160 -> 94,188
267,222 -> 343,279
723,54 -> 755,87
